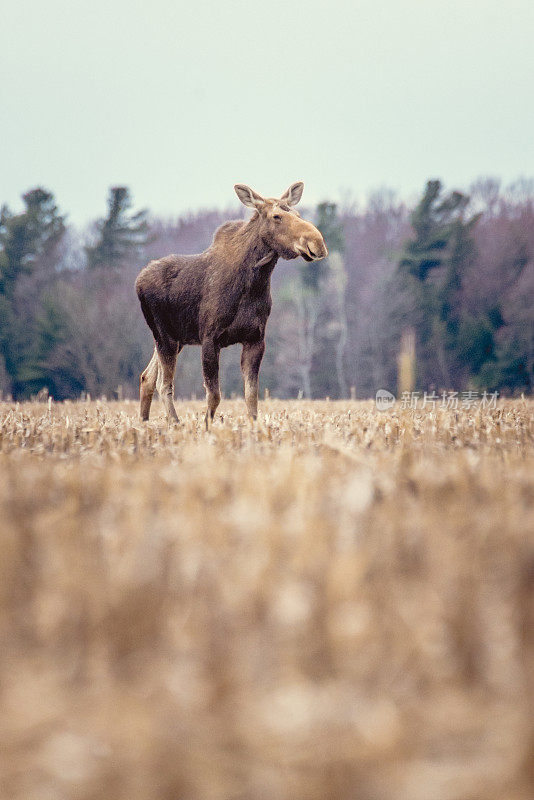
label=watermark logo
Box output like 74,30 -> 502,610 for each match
375,389 -> 396,411
375,389 -> 499,412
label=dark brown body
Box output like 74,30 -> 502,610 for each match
135,183 -> 327,424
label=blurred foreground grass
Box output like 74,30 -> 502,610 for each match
1,398 -> 534,800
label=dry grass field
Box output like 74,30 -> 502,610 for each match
1,397 -> 534,800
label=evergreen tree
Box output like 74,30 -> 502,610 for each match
0,188 -> 65,396
0,189 -> 64,296
316,202 -> 345,254
85,186 -> 149,269
398,180 -> 481,388
314,202 -> 348,397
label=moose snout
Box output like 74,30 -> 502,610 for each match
297,235 -> 328,262
311,238 -> 328,259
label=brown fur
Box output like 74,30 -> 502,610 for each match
135,183 -> 327,425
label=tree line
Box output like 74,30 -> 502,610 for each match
0,178 -> 532,401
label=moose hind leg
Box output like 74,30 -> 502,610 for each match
241,340 -> 265,420
202,339 -> 221,430
140,346 -> 159,421
156,340 -> 180,423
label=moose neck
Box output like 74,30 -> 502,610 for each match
237,214 -> 278,274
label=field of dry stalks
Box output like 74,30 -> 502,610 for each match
1,397 -> 534,800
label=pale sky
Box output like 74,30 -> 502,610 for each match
1,0 -> 533,225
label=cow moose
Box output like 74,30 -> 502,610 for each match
135,182 -> 328,426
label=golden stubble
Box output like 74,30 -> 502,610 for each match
0,397 -> 533,800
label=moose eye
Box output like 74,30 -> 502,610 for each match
273,214 -> 282,221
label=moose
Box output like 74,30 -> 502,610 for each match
135,182 -> 328,426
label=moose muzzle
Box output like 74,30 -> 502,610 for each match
296,234 -> 328,262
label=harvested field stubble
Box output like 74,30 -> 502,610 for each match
1,398 -> 534,800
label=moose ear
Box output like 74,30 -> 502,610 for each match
234,184 -> 265,209
280,181 -> 304,206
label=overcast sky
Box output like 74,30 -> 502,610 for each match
1,0 -> 533,225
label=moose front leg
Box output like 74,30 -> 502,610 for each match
202,338 -> 221,429
241,339 -> 265,420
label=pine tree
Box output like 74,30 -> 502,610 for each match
0,188 -> 65,396
315,202 -> 348,397
85,186 -> 149,269
398,180 -> 481,388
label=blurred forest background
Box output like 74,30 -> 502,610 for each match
1,177 -> 533,401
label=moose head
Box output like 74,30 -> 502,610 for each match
234,182 -> 328,263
